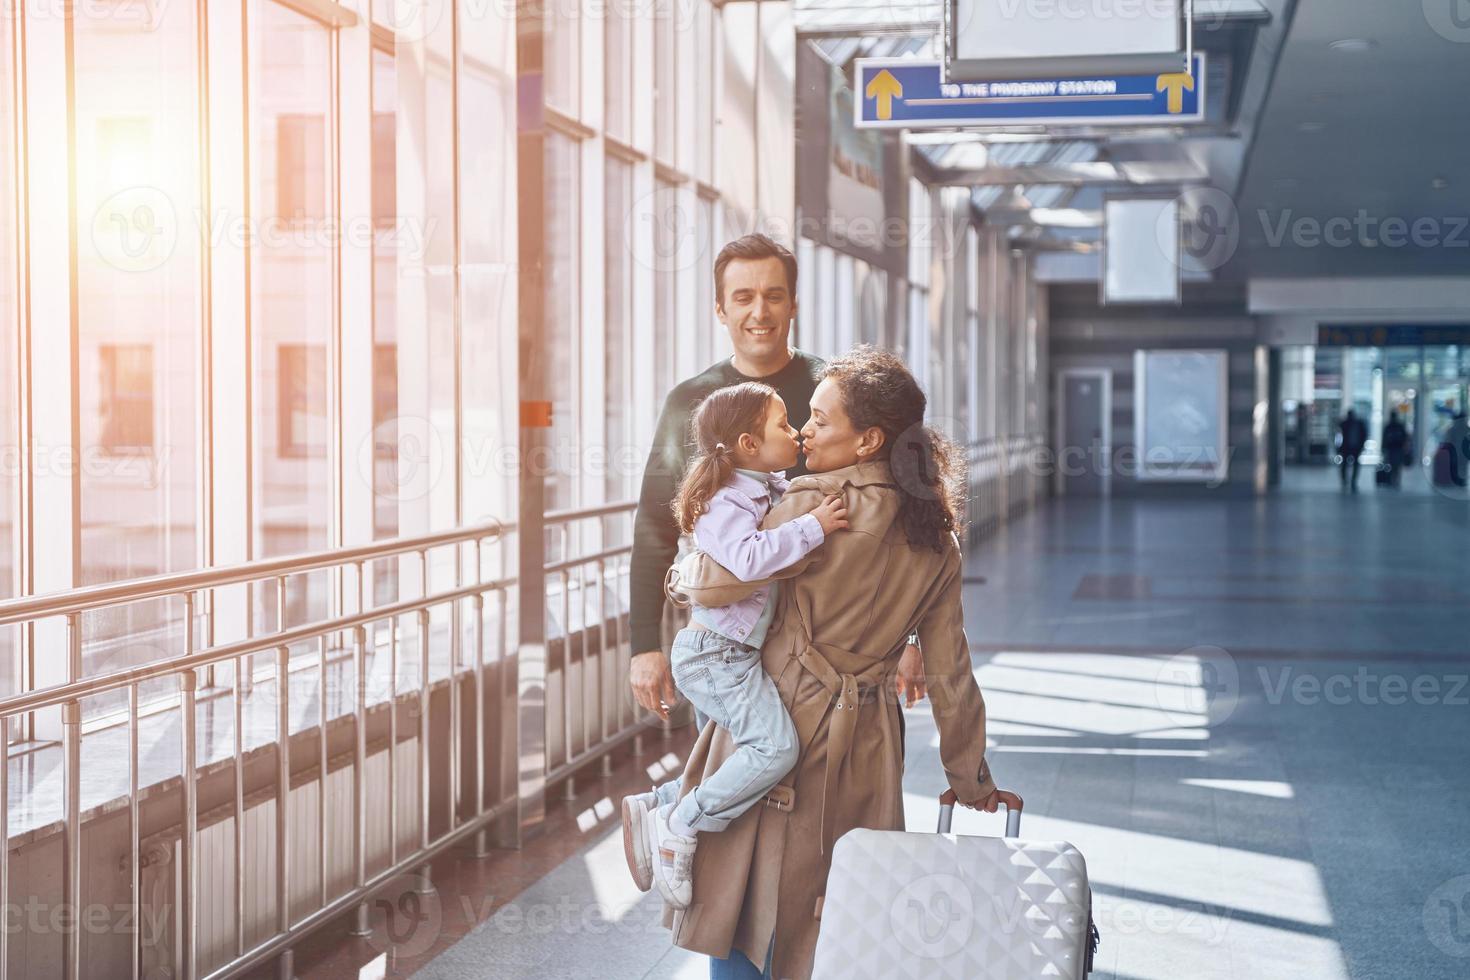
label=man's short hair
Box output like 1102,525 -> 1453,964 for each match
713,234 -> 798,309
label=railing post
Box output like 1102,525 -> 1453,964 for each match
233,653 -> 246,957
560,569 -> 571,773
317,634 -> 329,908
418,605 -> 431,850
126,687 -> 138,980
275,645 -> 291,973
178,671 -> 198,980
471,589 -> 490,857
1,707 -> 10,980
63,613 -> 82,980
388,612 -> 399,865
349,624 -> 371,936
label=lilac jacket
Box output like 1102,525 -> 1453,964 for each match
688,469 -> 826,645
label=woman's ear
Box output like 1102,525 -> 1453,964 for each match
857,427 -> 885,458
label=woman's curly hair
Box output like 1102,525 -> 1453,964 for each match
821,346 -> 965,552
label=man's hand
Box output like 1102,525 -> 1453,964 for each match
895,642 -> 927,707
630,649 -> 677,721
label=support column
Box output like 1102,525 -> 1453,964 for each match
21,0 -> 81,741
515,0 -> 548,843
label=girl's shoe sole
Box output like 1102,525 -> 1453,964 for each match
621,797 -> 654,892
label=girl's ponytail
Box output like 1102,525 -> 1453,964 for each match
674,443 -> 738,533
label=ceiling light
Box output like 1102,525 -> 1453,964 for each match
1329,38 -> 1376,53
1431,176 -> 1449,190
1297,121 -> 1326,134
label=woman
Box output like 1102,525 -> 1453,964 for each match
665,347 -> 1017,979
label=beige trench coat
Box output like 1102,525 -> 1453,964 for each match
663,459 -> 996,979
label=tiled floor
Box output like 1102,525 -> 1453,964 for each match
296,487 -> 1470,979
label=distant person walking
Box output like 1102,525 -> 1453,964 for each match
1437,411 -> 1470,489
1338,409 -> 1367,492
1380,411 -> 1409,488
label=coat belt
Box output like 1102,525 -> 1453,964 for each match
792,644 -> 895,854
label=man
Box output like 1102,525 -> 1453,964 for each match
1338,409 -> 1367,492
626,235 -> 926,723
1380,411 -> 1408,488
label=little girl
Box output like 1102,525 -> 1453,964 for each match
620,381 -> 848,909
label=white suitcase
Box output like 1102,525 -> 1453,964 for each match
812,790 -> 1098,979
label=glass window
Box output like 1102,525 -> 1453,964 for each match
695,196 -> 715,370
546,0 -> 580,115
0,7 -> 18,698
459,5 -> 516,567
654,0 -> 675,161
371,13 -> 459,613
276,114 -> 326,220
372,45 -> 399,549
545,132 -> 581,512
98,345 -> 155,454
694,1 -> 713,182
250,0 -> 333,628
605,157 -> 635,508
654,181 -> 677,394
74,0 -> 200,709
605,0 -> 632,139
277,344 -> 328,457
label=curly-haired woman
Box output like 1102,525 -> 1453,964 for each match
657,346 -> 1018,979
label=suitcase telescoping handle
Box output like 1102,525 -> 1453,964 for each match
937,787 -> 1023,838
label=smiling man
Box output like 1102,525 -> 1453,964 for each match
627,234 -> 824,722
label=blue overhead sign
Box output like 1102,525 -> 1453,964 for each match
855,54 -> 1205,129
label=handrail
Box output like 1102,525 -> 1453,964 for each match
0,499 -> 632,629
0,518 -> 505,627
544,499 -> 636,523
0,576 -> 514,717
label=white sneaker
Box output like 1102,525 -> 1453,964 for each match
620,790 -> 659,892
646,804 -> 697,909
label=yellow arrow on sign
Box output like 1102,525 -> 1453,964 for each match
866,69 -> 903,121
1156,71 -> 1195,114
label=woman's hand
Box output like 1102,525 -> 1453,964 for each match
963,788 -> 1023,814
896,643 -> 927,707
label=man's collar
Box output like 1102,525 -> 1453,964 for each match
728,347 -> 796,380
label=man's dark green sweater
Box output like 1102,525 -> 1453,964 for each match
628,350 -> 826,654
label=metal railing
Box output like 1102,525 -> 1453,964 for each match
968,434 -> 1046,539
0,499 -> 653,980
542,501 -> 643,797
